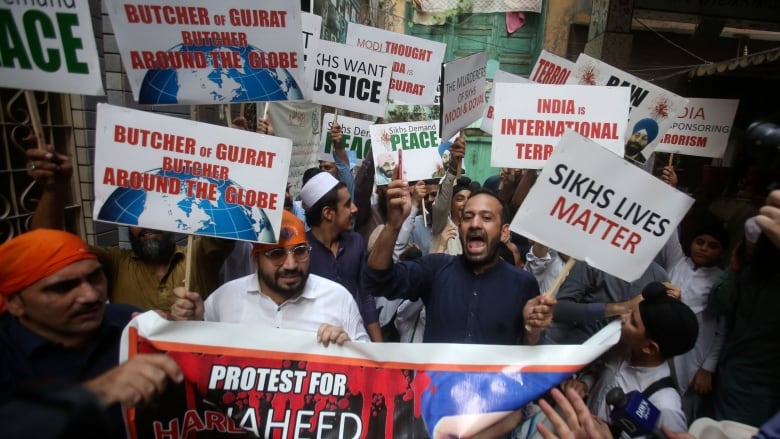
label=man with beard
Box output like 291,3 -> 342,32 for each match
0,229 -> 183,438
26,147 -> 234,311
362,180 -> 555,345
375,152 -> 397,185
169,210 -> 369,344
624,118 -> 659,164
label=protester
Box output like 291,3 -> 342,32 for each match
561,282 -> 698,436
708,189 -> 780,427
429,135 -> 468,255
325,121 -> 356,198
0,229 -> 183,438
26,147 -> 234,311
299,171 -> 382,341
170,210 -> 369,345
363,180 -> 554,345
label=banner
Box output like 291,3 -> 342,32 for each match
93,103 -> 291,243
301,12 -> 322,92
121,312 -> 620,438
566,53 -> 688,167
346,23 -> 446,105
654,98 -> 739,158
308,39 -> 392,117
265,101 -> 321,197
480,69 -> 530,134
510,131 -> 693,282
529,50 -> 575,85
491,83 -> 630,168
440,52 -> 489,140
319,113 -> 373,166
0,2 -> 103,95
104,0 -> 308,104
369,120 -> 443,184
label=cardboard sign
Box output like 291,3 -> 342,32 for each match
655,98 -> 739,158
104,0 -> 308,104
121,312 -> 619,439
529,50 -> 575,85
346,23 -> 446,105
300,12 -> 322,91
0,3 -> 103,95
308,39 -> 392,117
369,120 -> 442,184
319,113 -> 373,166
511,131 -> 693,282
491,83 -> 630,168
566,53 -> 688,166
440,52 -> 489,140
480,69 -> 530,134
93,103 -> 291,243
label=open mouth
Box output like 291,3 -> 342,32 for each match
466,234 -> 486,252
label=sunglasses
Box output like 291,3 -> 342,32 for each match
262,244 -> 312,265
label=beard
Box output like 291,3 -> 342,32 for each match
130,230 -> 176,264
461,229 -> 501,269
259,267 -> 309,298
624,140 -> 646,157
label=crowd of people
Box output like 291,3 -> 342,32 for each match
1,116 -> 779,439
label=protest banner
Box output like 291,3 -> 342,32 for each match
308,39 -> 392,118
566,53 -> 688,167
491,83 -> 630,168
319,113 -> 373,166
301,12 -> 321,66
529,50 -> 575,85
480,69 -> 530,134
511,130 -> 693,282
346,23 -> 446,105
266,101 -> 321,197
121,311 -> 620,439
93,103 -> 291,243
103,0 -> 307,104
369,120 -> 442,184
655,98 -> 739,158
0,2 -> 103,95
440,52 -> 489,141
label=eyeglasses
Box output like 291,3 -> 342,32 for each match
263,245 -> 312,265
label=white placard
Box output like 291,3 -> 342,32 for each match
104,0 -> 308,104
491,83 -> 630,168
441,51 -> 489,140
93,104 -> 291,243
319,113 -> 373,166
566,53 -> 688,166
308,39 -> 392,117
480,69 -> 531,134
369,120 -> 443,184
529,50 -> 575,85
511,130 -> 693,282
0,3 -> 103,95
300,12 -> 321,92
655,98 -> 739,158
346,23 -> 446,105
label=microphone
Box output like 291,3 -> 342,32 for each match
606,387 -> 661,438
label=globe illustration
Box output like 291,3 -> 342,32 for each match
98,168 -> 276,242
139,44 -> 305,104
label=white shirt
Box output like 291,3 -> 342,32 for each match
204,273 -> 370,342
524,248 -> 564,293
586,355 -> 687,434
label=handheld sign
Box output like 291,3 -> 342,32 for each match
346,23 -> 446,105
440,51 -> 489,141
104,0 -> 308,104
369,120 -> 442,184
655,98 -> 739,158
0,3 -> 103,95
480,69 -> 531,134
308,39 -> 392,117
300,12 -> 321,91
491,83 -> 630,168
566,53 -> 688,167
319,113 -> 373,166
93,103 -> 291,243
529,50 -> 575,85
511,130 -> 693,282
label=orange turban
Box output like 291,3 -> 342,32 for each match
0,229 -> 97,312
252,210 -> 308,256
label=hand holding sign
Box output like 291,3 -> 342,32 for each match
385,179 -> 411,231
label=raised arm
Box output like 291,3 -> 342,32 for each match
27,146 -> 72,230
